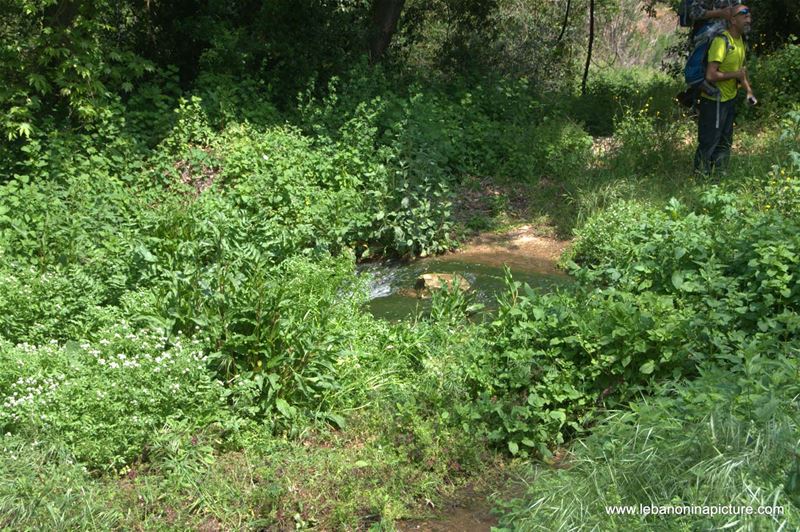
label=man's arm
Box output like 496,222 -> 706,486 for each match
740,67 -> 756,103
705,61 -> 745,83
689,1 -> 735,22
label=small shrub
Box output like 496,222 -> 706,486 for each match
528,118 -> 593,181
750,41 -> 800,113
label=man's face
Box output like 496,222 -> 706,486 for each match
732,7 -> 752,34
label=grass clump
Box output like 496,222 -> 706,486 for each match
495,351 -> 800,530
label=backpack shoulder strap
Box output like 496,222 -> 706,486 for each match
708,32 -> 733,61
721,33 -> 732,51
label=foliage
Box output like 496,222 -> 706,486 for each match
745,0 -> 800,51
495,348 -> 800,529
397,0 -> 583,88
595,0 -> 679,70
465,277 -> 695,458
0,325 -> 228,472
749,42 -> 800,114
156,251 -> 363,428
560,67 -> 680,136
0,0 -> 152,142
0,167 -> 142,271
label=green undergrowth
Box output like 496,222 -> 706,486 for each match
1,42 -> 799,529
491,110 -> 800,528
494,350 -> 800,530
0,292 -> 492,529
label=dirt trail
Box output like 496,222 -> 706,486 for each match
395,483 -> 498,532
397,507 -> 496,531
442,224 -> 571,275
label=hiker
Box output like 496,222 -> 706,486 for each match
676,0 -> 741,108
694,4 -> 755,175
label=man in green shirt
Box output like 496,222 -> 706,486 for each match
693,5 -> 756,175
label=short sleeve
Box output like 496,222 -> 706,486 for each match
707,36 -> 727,63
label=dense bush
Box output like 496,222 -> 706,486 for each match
570,192 -> 800,333
495,346 -> 800,529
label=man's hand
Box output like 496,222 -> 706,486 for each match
746,92 -> 757,106
722,6 -> 736,20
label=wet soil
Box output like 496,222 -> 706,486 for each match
439,224 -> 570,275
395,483 -> 498,532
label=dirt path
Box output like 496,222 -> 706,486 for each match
441,224 -> 571,275
395,482 -> 499,532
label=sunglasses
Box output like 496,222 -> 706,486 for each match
735,8 -> 751,16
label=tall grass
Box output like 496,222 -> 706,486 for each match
495,353 -> 800,530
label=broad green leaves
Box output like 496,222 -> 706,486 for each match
466,155 -> 800,458
1,0 -> 153,141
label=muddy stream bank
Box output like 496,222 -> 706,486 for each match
360,226 -> 572,321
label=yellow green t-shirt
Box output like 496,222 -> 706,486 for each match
702,31 -> 745,102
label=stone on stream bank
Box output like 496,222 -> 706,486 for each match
413,273 -> 471,298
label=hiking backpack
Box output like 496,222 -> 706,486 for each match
684,26 -> 730,96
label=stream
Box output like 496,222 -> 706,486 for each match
359,250 -> 571,321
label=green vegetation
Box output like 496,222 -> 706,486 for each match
493,109 -> 800,529
1,0 -> 800,529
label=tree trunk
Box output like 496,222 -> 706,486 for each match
369,0 -> 406,63
581,0 -> 595,96
557,0 -> 572,43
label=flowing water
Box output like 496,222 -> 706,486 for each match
360,251 -> 571,321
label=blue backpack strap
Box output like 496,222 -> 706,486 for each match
685,28 -> 730,87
